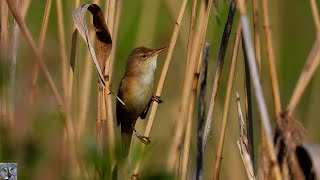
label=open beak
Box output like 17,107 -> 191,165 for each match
151,47 -> 167,56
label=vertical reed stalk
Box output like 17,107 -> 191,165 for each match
235,0 -> 282,179
0,0 -> 9,124
213,19 -> 240,180
243,36 -> 255,168
167,0 -> 214,173
252,0 -> 261,73
202,0 -> 236,154
251,0 -> 261,171
180,0 -> 198,179
56,0 -> 69,103
195,43 -> 209,180
132,0 -> 188,178
109,0 -> 122,79
261,0 -> 282,118
103,0 -> 117,175
96,88 -> 103,179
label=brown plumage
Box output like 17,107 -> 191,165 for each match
116,46 -> 165,157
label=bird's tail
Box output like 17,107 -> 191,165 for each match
121,122 -> 133,157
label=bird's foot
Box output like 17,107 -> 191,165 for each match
133,131 -> 150,145
131,174 -> 139,180
152,95 -> 163,104
139,135 -> 150,145
132,125 -> 150,145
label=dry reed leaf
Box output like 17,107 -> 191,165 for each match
236,92 -> 255,180
72,4 -> 111,86
72,3 -> 124,105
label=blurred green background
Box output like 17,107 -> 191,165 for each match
1,0 -> 320,179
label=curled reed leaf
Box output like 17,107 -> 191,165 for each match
72,3 -> 124,105
72,4 -> 109,86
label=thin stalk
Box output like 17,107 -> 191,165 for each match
181,97 -> 196,180
252,0 -> 261,74
109,0 -> 122,79
311,0 -> 320,34
56,0 -> 69,104
21,0 -> 31,17
261,0 -> 282,118
107,0 -> 115,33
251,0 -> 261,171
75,0 -> 80,8
235,1 -> 282,179
167,0 -> 214,173
103,0 -> 117,175
0,0 -> 9,55
213,20 -> 240,180
96,88 -> 103,179
132,0 -> 188,177
105,0 -> 110,20
0,0 -> 9,123
180,0 -> 198,179
202,0 -> 236,153
243,34 -> 254,169
195,43 -> 209,180
186,0 -> 198,64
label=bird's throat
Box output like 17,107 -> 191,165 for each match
138,55 -> 158,85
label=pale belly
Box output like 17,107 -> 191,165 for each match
122,82 -> 153,119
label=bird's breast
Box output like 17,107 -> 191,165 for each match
119,77 -> 153,118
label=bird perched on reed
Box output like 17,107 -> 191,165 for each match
116,46 -> 166,157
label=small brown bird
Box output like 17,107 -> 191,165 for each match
116,46 -> 166,157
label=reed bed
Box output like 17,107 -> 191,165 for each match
1,0 -> 320,180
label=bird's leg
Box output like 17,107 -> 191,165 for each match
140,95 -> 163,119
131,124 -> 150,145
152,95 -> 163,104
140,100 -> 152,119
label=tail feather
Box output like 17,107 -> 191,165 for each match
121,122 -> 133,157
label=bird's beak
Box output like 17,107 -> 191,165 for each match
151,47 -> 167,56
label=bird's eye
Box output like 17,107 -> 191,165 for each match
140,54 -> 147,59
